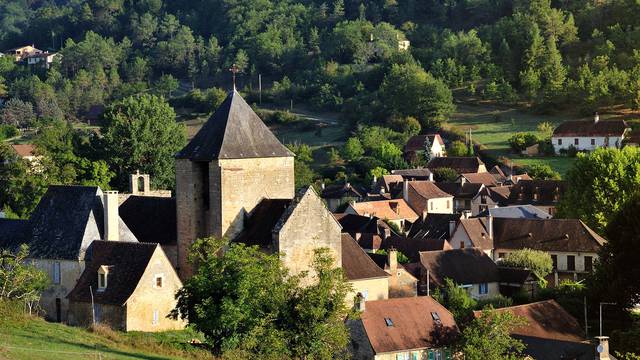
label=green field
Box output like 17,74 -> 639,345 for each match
447,102 -> 577,176
0,305 -> 209,360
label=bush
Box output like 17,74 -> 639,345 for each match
433,167 -> 459,182
171,87 -> 226,113
525,163 -> 561,180
448,140 -> 470,156
567,144 -> 578,157
538,139 -> 555,156
508,132 -> 539,152
475,295 -> 513,310
0,124 -> 19,140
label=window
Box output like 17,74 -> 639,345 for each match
98,273 -> 107,289
459,241 -> 465,249
498,252 -> 506,259
411,352 -> 419,360
446,200 -> 450,209
94,304 -> 102,323
567,255 -> 575,271
574,138 -> 579,145
396,353 -> 409,360
154,274 -> 164,289
558,139 -> 562,145
362,289 -> 368,300
430,201 -> 434,211
584,256 -> 593,272
591,138 -> 596,146
551,255 -> 558,270
384,317 -> 394,327
53,262 -> 61,285
152,310 -> 159,325
479,283 -> 488,295
431,312 -> 441,324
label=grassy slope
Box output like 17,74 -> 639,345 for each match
447,102 -> 577,176
0,307 -> 209,360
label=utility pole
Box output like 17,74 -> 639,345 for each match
599,302 -> 616,336
90,285 -> 95,326
584,297 -> 589,338
258,74 -> 262,104
426,269 -> 430,297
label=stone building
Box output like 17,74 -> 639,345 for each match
67,241 -> 185,331
341,234 -> 389,303
174,90 -> 295,278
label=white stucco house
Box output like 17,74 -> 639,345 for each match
403,134 -> 446,163
552,114 -> 629,153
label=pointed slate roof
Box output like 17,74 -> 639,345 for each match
176,90 -> 293,160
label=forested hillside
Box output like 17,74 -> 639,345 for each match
1,0 -> 640,216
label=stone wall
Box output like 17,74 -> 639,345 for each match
274,187 -> 341,278
33,259 -> 85,322
67,302 -> 126,330
388,268 -> 418,298
125,248 -> 186,332
347,277 -> 389,306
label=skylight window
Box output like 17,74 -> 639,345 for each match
431,312 -> 441,324
384,317 -> 394,327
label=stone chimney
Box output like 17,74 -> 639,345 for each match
595,336 -> 611,360
321,182 -> 325,190
449,220 -> 457,237
486,214 -> 493,239
429,172 -> 434,182
402,179 -> 409,202
103,190 -> 119,241
594,112 -> 600,124
388,248 -> 398,273
371,176 -> 378,191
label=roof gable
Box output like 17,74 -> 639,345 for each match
341,234 -> 389,280
419,248 -> 499,286
176,90 -> 292,160
119,196 -> 177,245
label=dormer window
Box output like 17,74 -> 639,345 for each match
98,265 -> 109,291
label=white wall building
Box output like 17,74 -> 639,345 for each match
552,114 -> 629,153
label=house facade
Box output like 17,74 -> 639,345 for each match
403,134 -> 446,163
552,114 -> 629,153
345,199 -> 419,232
342,234 -> 390,304
403,180 -> 454,217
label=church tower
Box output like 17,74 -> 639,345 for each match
175,90 -> 295,278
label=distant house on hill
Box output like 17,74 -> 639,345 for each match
4,45 -> 42,61
320,182 -> 364,212
25,51 -> 60,68
552,113 -> 629,153
427,156 -> 487,174
403,134 -> 446,163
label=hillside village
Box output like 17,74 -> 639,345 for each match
0,86 -> 636,359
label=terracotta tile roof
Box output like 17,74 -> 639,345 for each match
427,157 -> 485,174
505,180 -> 565,206
460,172 -> 500,186
391,168 -> 433,180
341,234 -> 389,280
487,186 -> 512,203
404,134 -> 445,152
380,236 -> 452,262
458,218 -> 493,250
67,241 -> 159,305
377,175 -> 404,193
553,119 -> 628,137
10,144 -> 36,157
473,300 -> 585,342
419,248 -> 499,286
360,296 -> 459,354
176,90 -> 293,160
435,182 -> 484,200
492,218 -> 605,253
409,181 -> 452,200
350,199 -> 418,222
119,196 -> 176,245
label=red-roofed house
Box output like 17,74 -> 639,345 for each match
552,114 -> 629,153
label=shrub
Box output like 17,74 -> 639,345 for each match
448,140 -> 470,156
538,139 -> 555,156
508,132 -> 539,152
475,295 -> 513,310
0,124 -> 19,140
433,167 -> 459,182
567,145 -> 578,157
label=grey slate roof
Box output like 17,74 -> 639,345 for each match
476,205 -> 552,219
176,90 -> 293,160
119,196 -> 177,245
0,218 -> 29,251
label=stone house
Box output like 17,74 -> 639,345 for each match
491,218 -> 605,286
474,300 -> 598,360
346,296 -> 458,360
0,186 -> 138,322
345,199 -> 419,232
335,213 -> 395,251
390,168 -> 434,182
368,249 -> 418,298
449,217 -> 494,256
502,180 -> 566,216
435,182 -> 492,216
552,114 -> 629,153
403,180 -> 454,217
415,248 -> 501,299
406,213 -> 462,241
341,234 -> 389,304
67,241 -> 185,332
320,182 -> 364,212
4,44 -> 42,61
427,156 -> 487,174
25,51 -> 60,68
403,134 -> 446,163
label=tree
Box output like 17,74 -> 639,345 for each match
171,238 -> 351,358
459,309 -> 526,360
541,36 -> 566,104
380,63 -> 455,129
500,248 -> 553,286
524,163 -> 560,180
155,74 -> 179,97
287,143 -> 313,163
1,98 -> 35,128
448,140 -> 470,157
433,167 -> 459,182
423,135 -> 432,163
593,194 -> 640,309
433,278 -> 477,324
342,137 -> 364,161
101,94 -> 186,190
558,147 -> 640,233
295,160 -> 317,190
536,121 -> 554,140
0,244 -> 49,314
508,132 -> 538,152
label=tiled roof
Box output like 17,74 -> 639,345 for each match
486,186 -> 512,203
408,181 -> 452,200
459,172 -> 500,186
176,90 -> 292,160
476,205 -> 551,219
505,180 -> 565,206
0,219 -> 29,251
419,248 -> 499,286
407,213 -> 462,240
391,168 -> 433,180
341,234 -> 389,281
492,218 -> 605,252
435,182 -> 484,200
234,198 -> 292,247
498,267 -> 533,285
359,296 -> 459,354
427,157 -> 485,174
119,196 -> 177,245
337,214 -> 392,237
380,236 -> 452,262
67,241 -> 159,305
10,144 -> 36,157
404,134 -> 445,152
457,218 -> 493,250
321,183 -> 363,199
376,175 -> 404,193
474,300 -> 585,342
553,119 -> 628,137
349,199 -> 418,221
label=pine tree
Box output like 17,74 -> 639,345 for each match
542,35 -> 567,103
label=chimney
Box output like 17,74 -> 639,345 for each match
388,247 -> 398,273
594,112 -> 600,123
403,179 -> 409,202
486,215 -> 493,239
595,336 -> 611,360
371,175 -> 378,190
356,292 -> 366,312
429,172 -> 434,182
103,190 -> 119,241
449,220 -> 457,238
321,182 -> 325,190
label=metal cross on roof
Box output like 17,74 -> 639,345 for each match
229,63 -> 239,91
